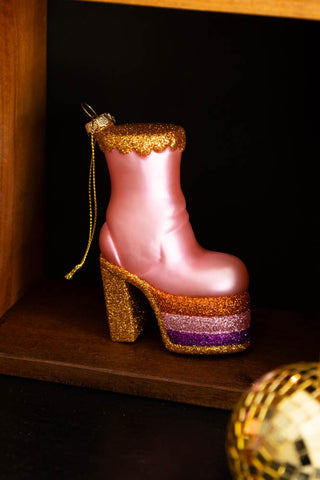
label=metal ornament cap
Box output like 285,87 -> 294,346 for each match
85,112 -> 116,135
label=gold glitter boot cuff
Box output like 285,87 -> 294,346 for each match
94,122 -> 186,156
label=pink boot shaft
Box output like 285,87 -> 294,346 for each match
100,147 -> 249,297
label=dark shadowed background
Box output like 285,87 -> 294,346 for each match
46,0 -> 320,314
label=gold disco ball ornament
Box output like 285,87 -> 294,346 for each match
226,362 -> 320,480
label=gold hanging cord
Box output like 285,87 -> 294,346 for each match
65,103 -> 98,280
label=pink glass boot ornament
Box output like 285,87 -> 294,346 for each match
71,108 -> 250,354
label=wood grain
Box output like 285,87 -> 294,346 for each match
0,0 -> 47,318
0,280 -> 319,409
74,0 -> 320,21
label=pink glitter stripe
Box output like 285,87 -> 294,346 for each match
162,310 -> 250,334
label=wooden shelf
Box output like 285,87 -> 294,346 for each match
0,280 -> 319,410
75,0 -> 320,21
1,1 -> 319,410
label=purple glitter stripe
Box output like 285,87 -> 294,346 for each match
167,328 -> 250,347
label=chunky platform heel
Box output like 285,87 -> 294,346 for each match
100,256 -> 250,355
100,259 -> 149,342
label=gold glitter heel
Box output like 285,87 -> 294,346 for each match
100,258 -> 148,342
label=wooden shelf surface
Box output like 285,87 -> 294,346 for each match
75,0 -> 320,21
0,280 -> 319,410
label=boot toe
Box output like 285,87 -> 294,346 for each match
205,252 -> 249,297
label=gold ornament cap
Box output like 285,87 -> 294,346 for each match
85,112 -> 116,135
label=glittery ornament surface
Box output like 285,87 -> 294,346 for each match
100,263 -> 147,342
95,123 -> 186,156
226,362 -> 320,480
100,256 -> 250,354
152,288 -> 250,317
162,310 -> 251,334
167,328 -> 250,347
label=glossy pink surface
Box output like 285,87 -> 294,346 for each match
99,147 -> 249,297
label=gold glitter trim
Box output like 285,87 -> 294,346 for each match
100,256 -> 250,355
151,288 -> 250,317
101,257 -> 250,317
95,123 -> 186,156
165,342 -> 250,355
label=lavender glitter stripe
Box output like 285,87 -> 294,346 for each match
162,310 -> 250,334
167,328 -> 250,347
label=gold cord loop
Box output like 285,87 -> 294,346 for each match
81,102 -> 98,119
65,130 -> 98,280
